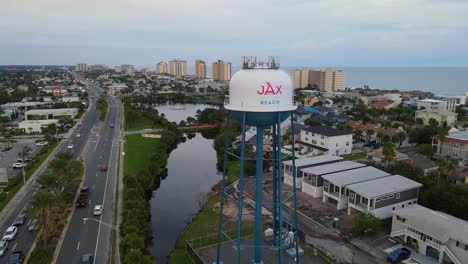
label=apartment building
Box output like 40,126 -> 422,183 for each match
75,63 -> 88,72
121,64 -> 135,75
309,68 -> 345,92
299,126 -> 353,156
433,130 -> 468,166
301,161 -> 365,198
391,205 -> 468,264
291,67 -> 310,89
282,155 -> 343,189
168,59 -> 187,77
347,175 -> 422,219
195,60 -> 206,79
212,60 -> 231,81
416,109 -> 457,127
156,62 -> 168,74
322,166 -> 390,210
417,99 -> 457,112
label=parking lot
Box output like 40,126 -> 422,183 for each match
0,137 -> 45,179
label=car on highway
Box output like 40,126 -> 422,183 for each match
12,163 -> 26,169
78,122 -> 83,126
109,124 -> 115,128
80,254 -> 94,264
0,240 -> 8,256
76,133 -> 81,138
99,165 -> 108,172
13,214 -> 27,226
28,219 -> 38,232
93,205 -> 103,216
2,226 -> 18,241
387,247 -> 411,263
76,187 -> 89,208
67,144 -> 74,149
36,141 -> 48,147
8,251 -> 24,264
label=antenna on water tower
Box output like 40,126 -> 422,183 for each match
215,56 -> 300,264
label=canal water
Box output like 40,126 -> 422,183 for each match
148,103 -> 221,263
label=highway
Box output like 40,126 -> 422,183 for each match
56,83 -> 121,263
0,72 -> 101,263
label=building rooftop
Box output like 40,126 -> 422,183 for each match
322,166 -> 390,187
347,175 -> 422,198
394,204 -> 468,244
302,125 -> 352,137
25,108 -> 78,115
410,154 -> 438,170
445,130 -> 468,141
369,100 -> 394,109
419,99 -> 443,103
301,161 -> 366,176
282,155 -> 343,167
416,109 -> 457,115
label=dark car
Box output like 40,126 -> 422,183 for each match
13,214 -> 27,226
81,254 -> 94,264
99,165 -> 108,172
387,247 -> 411,263
76,187 -> 90,208
8,251 -> 24,264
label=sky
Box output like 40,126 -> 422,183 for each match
1,0 -> 468,67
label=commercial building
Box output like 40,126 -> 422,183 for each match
195,60 -> 206,79
322,166 -> 391,210
25,108 -> 78,120
417,99 -> 457,112
75,63 -> 88,72
40,86 -> 68,97
168,59 -> 187,77
283,155 -> 343,189
299,125 -> 353,156
291,67 -> 310,89
347,175 -> 422,219
156,62 -> 168,74
433,130 -> 468,166
19,119 -> 59,133
212,60 -> 231,81
390,204 -> 468,264
301,161 -> 366,198
415,109 -> 457,127
121,64 -> 135,75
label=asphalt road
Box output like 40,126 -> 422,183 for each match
56,91 -> 121,264
0,73 -> 101,263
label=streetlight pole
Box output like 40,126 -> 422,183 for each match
21,150 -> 25,184
83,217 -> 117,230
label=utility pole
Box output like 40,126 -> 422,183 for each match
21,150 -> 25,184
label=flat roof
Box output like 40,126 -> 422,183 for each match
446,130 -> 468,141
419,99 -> 443,103
348,175 -> 422,198
19,119 -> 59,124
25,108 -> 78,114
394,204 -> 468,244
283,155 -> 343,167
301,161 -> 366,176
322,166 -> 390,187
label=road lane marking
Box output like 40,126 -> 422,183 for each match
12,243 -> 17,251
93,185 -> 95,190
89,200 -> 91,205
76,241 -> 80,251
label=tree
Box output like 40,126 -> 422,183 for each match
445,160 -> 458,184
30,192 -> 53,248
428,118 -> 439,128
366,129 -> 374,143
397,131 -> 406,147
416,144 -> 433,158
382,141 -> 396,166
304,116 -> 321,127
1,132 -> 13,149
353,212 -> 381,236
376,132 -> 384,144
391,134 -> 400,147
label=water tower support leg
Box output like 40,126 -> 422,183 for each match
291,112 -> 300,264
272,125 -> 278,247
276,113 -> 284,264
254,126 -> 264,264
236,112 -> 247,264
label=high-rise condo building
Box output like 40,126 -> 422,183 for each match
75,63 -> 88,72
168,59 -> 187,77
291,67 -> 310,89
156,62 -> 168,74
291,67 -> 345,91
195,60 -> 207,79
121,64 -> 135,74
212,60 -> 231,81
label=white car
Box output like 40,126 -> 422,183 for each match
93,205 -> 103,216
2,226 -> 17,241
36,141 -> 48,147
76,133 -> 81,138
0,240 -> 8,256
67,144 -> 74,149
12,163 -> 26,169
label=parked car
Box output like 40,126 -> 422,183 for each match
13,214 -> 27,226
12,163 -> 25,169
81,254 -> 94,264
99,165 -> 108,172
93,205 -> 103,216
67,144 -> 74,149
0,240 -> 8,256
16,157 -> 31,163
36,141 -> 48,147
28,219 -> 38,232
2,226 -> 18,241
8,251 -> 24,264
387,247 -> 411,263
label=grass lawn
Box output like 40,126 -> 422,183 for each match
124,134 -> 160,176
0,142 -> 58,212
124,108 -> 156,131
343,152 -> 366,161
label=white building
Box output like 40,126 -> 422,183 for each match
299,126 -> 352,156
61,96 -> 81,103
391,205 -> 468,264
25,108 -> 78,120
417,99 -> 457,112
347,175 -> 422,219
19,119 -> 59,133
283,155 -> 343,189
301,161 -> 366,198
322,166 -> 391,210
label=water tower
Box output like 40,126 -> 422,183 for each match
216,56 -> 300,263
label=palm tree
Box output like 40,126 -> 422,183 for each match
2,132 -> 13,149
366,129 -> 374,143
445,160 -> 458,184
382,141 -> 396,167
30,192 -> 53,247
376,132 -> 384,144
436,159 -> 447,184
397,131 -> 406,147
391,134 -> 400,147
